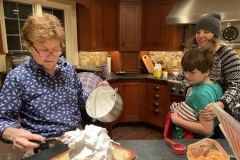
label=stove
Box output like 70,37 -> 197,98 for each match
167,79 -> 185,97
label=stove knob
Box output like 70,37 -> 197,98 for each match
171,87 -> 176,93
179,89 -> 184,95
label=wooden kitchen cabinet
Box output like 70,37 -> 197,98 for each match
110,80 -> 144,122
109,81 -> 123,124
121,80 -> 144,122
76,0 -> 119,51
120,1 -> 141,51
141,0 -> 184,51
105,81 -> 123,138
107,80 -> 144,137
145,81 -> 169,128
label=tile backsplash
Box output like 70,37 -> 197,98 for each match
150,49 -> 240,74
78,51 -> 108,67
78,49 -> 240,73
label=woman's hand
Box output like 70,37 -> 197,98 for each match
97,80 -> 109,87
199,102 -> 224,121
2,127 -> 45,151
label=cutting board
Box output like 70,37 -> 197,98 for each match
142,55 -> 154,73
50,142 -> 136,160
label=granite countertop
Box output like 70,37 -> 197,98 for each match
104,73 -> 173,82
75,65 -> 102,72
24,139 -> 235,160
74,65 -> 176,82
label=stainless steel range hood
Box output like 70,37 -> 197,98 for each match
166,0 -> 240,25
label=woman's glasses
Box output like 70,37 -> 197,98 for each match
32,45 -> 63,57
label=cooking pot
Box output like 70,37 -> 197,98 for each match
86,85 -> 123,123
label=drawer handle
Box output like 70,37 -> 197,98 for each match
153,86 -> 159,90
153,94 -> 159,98
154,109 -> 159,113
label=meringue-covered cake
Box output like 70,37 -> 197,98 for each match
62,125 -> 113,160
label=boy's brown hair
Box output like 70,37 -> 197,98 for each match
181,48 -> 216,73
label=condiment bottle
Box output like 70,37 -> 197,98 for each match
172,69 -> 179,79
154,64 -> 162,78
101,64 -> 108,77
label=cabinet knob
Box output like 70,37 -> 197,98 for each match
171,87 -> 176,93
153,102 -> 159,107
154,108 -> 159,113
179,89 -> 184,95
153,94 -> 159,98
153,86 -> 159,91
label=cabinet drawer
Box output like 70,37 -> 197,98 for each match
146,83 -> 167,93
145,109 -> 167,128
146,100 -> 168,110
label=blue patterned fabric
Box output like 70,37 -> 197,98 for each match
77,72 -> 102,91
0,56 -> 90,138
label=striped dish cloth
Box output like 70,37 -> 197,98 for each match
170,102 -> 198,121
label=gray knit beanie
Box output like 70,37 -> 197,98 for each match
195,11 -> 221,37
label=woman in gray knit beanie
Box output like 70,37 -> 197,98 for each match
181,11 -> 240,128
189,11 -> 222,49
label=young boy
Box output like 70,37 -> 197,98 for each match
170,48 -> 223,139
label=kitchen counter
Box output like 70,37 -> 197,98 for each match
105,73 -> 171,82
24,139 -> 235,160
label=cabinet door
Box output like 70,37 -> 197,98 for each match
141,1 -> 160,50
141,0 -> 184,51
93,0 -> 119,50
105,0 -> 119,50
122,81 -> 144,122
158,2 -> 173,48
93,0 -> 105,49
109,81 -> 123,124
77,0 -> 119,51
120,2 -> 141,51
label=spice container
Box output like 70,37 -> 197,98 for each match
162,71 -> 168,79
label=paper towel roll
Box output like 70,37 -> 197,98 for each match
107,56 -> 111,74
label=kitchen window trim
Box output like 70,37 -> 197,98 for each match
0,0 -> 79,65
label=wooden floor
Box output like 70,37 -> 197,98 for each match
112,123 -> 164,140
